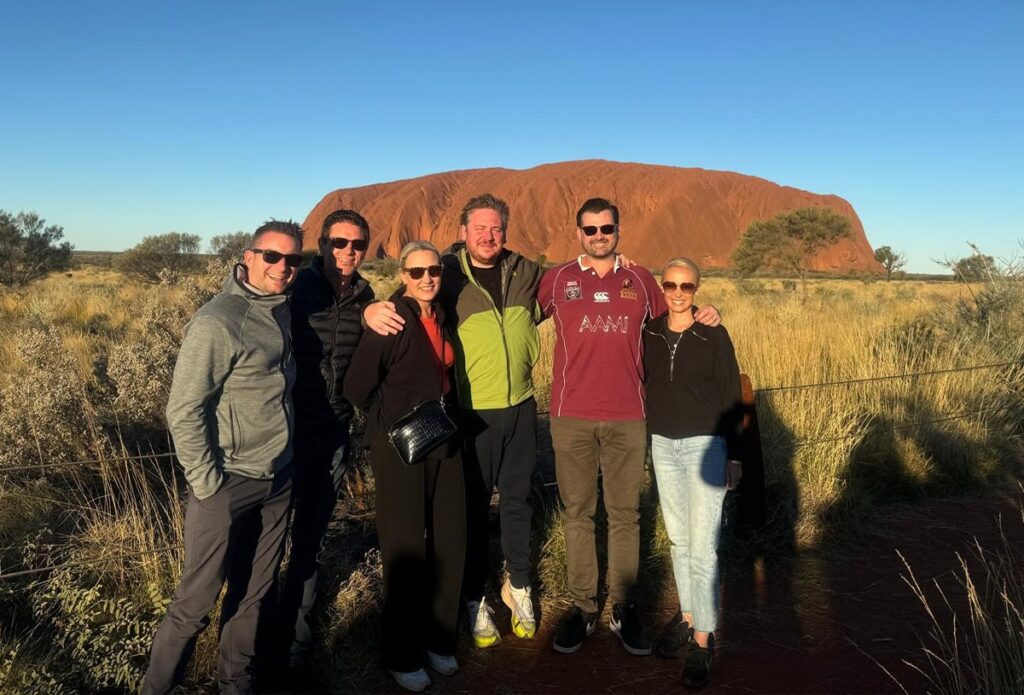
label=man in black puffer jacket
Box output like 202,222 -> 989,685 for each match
276,209 -> 375,668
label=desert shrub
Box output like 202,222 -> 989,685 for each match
28,564 -> 166,691
0,326 -> 109,468
115,232 -> 201,285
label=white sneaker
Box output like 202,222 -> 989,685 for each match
426,650 -> 459,676
467,597 -> 500,648
501,576 -> 537,639
389,668 -> 431,692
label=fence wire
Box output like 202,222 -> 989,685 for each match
753,361 -> 1016,395
0,545 -> 183,582
0,452 -> 177,474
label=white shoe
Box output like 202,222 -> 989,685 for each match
389,668 -> 431,692
467,597 -> 500,648
426,650 -> 459,676
501,576 -> 537,639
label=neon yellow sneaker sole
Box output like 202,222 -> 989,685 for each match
473,631 -> 500,649
501,581 -> 537,639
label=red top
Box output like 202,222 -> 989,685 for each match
419,313 -> 455,394
538,257 -> 666,420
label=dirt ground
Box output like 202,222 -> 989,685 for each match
319,494 -> 1022,695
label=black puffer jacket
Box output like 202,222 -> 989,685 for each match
291,256 -> 375,440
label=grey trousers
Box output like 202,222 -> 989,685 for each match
141,468 -> 293,695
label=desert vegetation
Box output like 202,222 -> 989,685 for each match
1,254 -> 1022,692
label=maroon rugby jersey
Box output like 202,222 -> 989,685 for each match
539,257 -> 666,420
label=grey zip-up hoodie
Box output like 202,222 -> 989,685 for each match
166,266 -> 296,499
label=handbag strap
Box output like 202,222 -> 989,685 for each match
377,304 -> 447,429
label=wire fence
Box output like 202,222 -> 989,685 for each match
1,361 -> 1019,581
752,361 -> 1017,395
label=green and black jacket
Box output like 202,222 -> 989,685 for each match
440,243 -> 542,410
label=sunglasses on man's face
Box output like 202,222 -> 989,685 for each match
403,265 -> 443,280
250,249 -> 303,267
662,281 -> 698,294
326,237 -> 369,252
580,224 -> 619,237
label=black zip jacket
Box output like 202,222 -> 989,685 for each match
290,256 -> 375,439
343,291 -> 460,457
642,312 -> 743,460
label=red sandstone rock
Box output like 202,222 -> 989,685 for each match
303,160 -> 881,272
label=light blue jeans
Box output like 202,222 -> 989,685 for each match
650,434 -> 728,633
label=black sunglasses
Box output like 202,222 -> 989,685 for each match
403,265 -> 443,280
326,237 -> 369,252
580,224 -> 619,237
662,281 -> 698,294
250,249 -> 303,267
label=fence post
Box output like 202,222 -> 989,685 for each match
738,373 -> 766,528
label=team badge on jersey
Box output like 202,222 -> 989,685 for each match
564,280 -> 581,301
620,277 -> 638,300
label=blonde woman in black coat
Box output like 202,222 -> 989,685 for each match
343,240 -> 465,693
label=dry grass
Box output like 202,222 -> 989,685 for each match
896,491 -> 1024,694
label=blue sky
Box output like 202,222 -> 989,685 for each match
2,1 -> 1021,273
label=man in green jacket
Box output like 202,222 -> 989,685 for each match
142,220 -> 303,695
365,194 -> 541,648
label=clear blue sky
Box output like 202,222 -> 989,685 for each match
2,1 -> 1021,273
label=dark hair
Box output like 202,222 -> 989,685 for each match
321,209 -> 371,240
252,219 -> 305,247
575,198 -> 619,227
459,193 -> 509,230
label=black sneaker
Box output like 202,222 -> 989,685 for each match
655,612 -> 692,658
609,602 -> 652,656
552,606 -> 598,654
682,641 -> 712,688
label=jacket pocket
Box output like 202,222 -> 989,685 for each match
228,403 -> 243,459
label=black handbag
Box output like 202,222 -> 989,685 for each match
387,398 -> 458,466
383,314 -> 458,465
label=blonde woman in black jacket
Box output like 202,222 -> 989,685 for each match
642,257 -> 743,689
343,241 -> 465,693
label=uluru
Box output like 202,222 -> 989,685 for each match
303,160 -> 879,272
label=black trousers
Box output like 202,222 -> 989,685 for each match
276,432 -> 349,665
462,397 -> 537,596
142,469 -> 293,695
371,438 -> 466,672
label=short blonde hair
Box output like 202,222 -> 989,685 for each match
662,256 -> 701,283
398,240 -> 440,268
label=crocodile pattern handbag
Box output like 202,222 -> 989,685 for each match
387,399 -> 458,466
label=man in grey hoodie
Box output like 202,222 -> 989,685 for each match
142,220 -> 304,695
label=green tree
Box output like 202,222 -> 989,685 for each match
731,207 -> 852,291
873,245 -> 907,281
951,252 -> 997,282
0,210 -> 74,288
209,231 -> 251,261
115,232 -> 201,284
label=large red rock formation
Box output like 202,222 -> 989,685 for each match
303,160 -> 880,272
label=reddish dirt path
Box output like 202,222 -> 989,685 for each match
338,494 -> 1022,694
